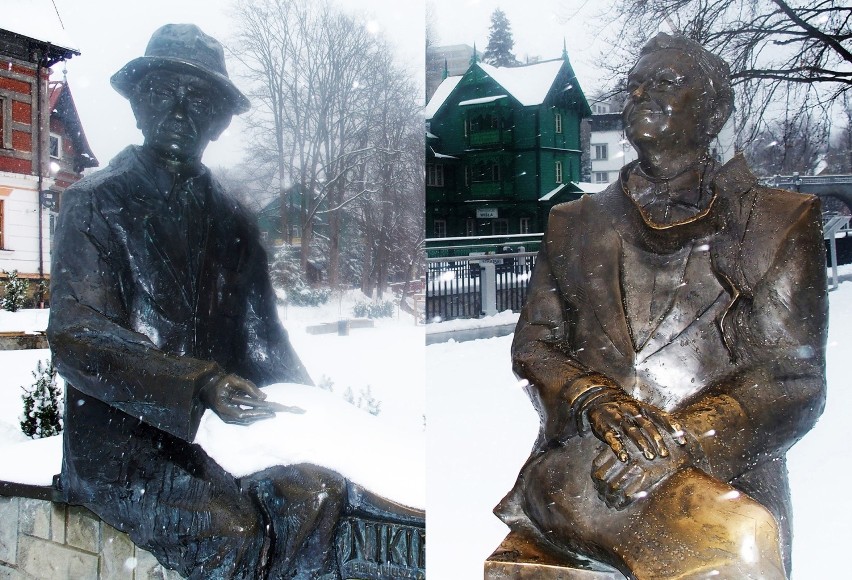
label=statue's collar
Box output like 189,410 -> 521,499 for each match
132,146 -> 207,199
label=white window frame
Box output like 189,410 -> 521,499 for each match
466,218 -> 476,237
593,144 -> 608,161
434,219 -> 447,238
426,163 -> 444,187
492,218 -> 509,236
594,171 -> 609,184
555,112 -> 562,134
49,133 -> 62,159
519,217 -> 531,234
555,160 -> 563,184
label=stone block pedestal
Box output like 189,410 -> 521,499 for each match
484,533 -> 625,580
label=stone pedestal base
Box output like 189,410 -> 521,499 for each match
484,533 -> 625,580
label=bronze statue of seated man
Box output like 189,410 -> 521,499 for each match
494,33 -> 827,580
48,24 -> 422,580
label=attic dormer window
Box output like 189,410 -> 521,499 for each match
49,133 -> 61,160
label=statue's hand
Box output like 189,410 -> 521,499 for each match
591,435 -> 689,510
199,374 -> 292,425
584,390 -> 686,463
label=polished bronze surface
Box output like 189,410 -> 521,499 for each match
48,24 -> 423,580
495,33 -> 827,580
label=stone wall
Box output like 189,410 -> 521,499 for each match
0,495 -> 183,580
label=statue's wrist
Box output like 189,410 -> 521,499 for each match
561,374 -> 620,436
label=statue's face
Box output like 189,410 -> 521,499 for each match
132,70 -> 231,164
623,49 -> 715,153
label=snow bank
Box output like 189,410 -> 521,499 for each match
195,383 -> 424,509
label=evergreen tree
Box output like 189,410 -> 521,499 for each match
20,359 -> 63,439
483,9 -> 518,67
2,270 -> 29,312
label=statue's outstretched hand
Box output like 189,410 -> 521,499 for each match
200,374 -> 304,425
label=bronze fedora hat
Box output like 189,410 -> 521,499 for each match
111,23 -> 250,114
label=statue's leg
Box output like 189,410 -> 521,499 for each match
73,431 -> 268,580
240,464 -> 347,580
520,436 -> 787,579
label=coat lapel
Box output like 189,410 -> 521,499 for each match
578,191 -> 634,360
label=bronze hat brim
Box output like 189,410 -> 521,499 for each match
110,56 -> 250,115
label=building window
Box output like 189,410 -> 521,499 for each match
519,217 -> 531,234
464,165 -> 470,187
555,112 -> 562,134
466,218 -> 476,237
593,144 -> 608,160
49,134 -> 62,159
472,161 -> 501,183
492,218 -> 509,236
426,163 -> 444,187
434,219 -> 447,238
555,161 -> 563,184
594,172 -> 609,184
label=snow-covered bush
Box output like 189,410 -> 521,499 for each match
269,245 -> 331,307
20,359 -> 63,439
352,299 -> 395,319
2,270 -> 30,312
343,385 -> 382,416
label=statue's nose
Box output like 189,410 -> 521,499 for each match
631,82 -> 646,99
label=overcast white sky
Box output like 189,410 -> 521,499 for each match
428,0 -> 615,99
7,0 -> 423,170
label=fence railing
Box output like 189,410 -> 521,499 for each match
426,252 -> 537,323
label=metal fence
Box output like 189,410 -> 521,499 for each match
426,251 -> 537,322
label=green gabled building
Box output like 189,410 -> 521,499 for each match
425,47 -> 592,239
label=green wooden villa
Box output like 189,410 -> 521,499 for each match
425,46 -> 592,239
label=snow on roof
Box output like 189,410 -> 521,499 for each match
2,0 -> 79,53
425,76 -> 462,120
429,147 -> 457,160
478,60 -> 565,107
426,131 -> 438,139
539,184 -> 567,201
458,94 -> 507,107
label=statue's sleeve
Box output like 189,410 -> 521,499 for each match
675,196 -> 828,482
48,187 -> 220,441
512,235 -> 619,444
233,227 -> 313,387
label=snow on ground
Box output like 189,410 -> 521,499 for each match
0,290 -> 425,506
0,308 -> 50,334
426,265 -> 852,579
425,309 -> 519,333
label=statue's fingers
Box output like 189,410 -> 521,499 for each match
632,414 -> 669,458
599,462 -> 638,509
228,376 -> 266,400
602,429 -> 628,463
224,407 -> 276,424
592,449 -> 620,482
623,419 -> 658,460
646,408 -> 686,446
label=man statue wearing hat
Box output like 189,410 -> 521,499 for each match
48,24 -> 365,579
490,33 -> 827,579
